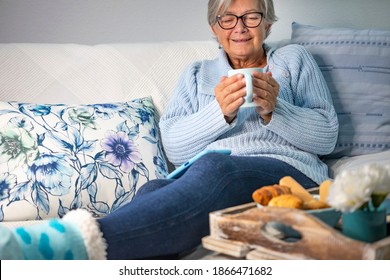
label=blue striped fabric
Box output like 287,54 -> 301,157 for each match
291,22 -> 390,158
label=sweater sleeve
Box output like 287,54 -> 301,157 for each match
159,63 -> 233,166
266,45 -> 339,156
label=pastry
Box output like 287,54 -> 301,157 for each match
252,184 -> 291,206
268,194 -> 303,209
279,176 -> 314,203
319,179 -> 332,203
303,199 -> 330,210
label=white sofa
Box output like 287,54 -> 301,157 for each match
0,41 -> 219,226
1,24 -> 390,229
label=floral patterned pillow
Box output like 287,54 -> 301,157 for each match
0,97 -> 168,222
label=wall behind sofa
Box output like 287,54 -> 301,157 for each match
0,0 -> 389,44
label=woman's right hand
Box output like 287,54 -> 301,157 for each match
214,74 -> 247,123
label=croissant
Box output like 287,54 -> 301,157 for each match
252,184 -> 291,206
268,194 -> 303,209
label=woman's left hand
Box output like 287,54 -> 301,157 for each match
252,71 -> 279,123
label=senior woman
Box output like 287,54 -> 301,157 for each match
0,0 -> 338,260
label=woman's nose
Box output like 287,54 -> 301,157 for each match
234,18 -> 248,32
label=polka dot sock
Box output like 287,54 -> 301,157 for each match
1,218 -> 87,260
0,225 -> 24,259
0,209 -> 107,260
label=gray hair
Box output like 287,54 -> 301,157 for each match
207,0 -> 278,38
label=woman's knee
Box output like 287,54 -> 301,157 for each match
135,179 -> 172,197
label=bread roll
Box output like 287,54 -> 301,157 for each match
252,184 -> 291,206
268,194 -> 304,209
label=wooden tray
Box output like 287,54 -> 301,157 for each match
202,203 -> 390,260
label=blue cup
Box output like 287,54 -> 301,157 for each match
228,67 -> 264,108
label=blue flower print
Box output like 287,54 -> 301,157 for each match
0,98 -> 168,221
27,154 -> 74,196
101,131 -> 142,173
136,107 -> 152,125
0,173 -> 16,201
25,104 -> 51,116
93,103 -> 120,120
9,116 -> 34,132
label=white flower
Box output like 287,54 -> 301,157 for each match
327,164 -> 390,212
370,165 -> 390,195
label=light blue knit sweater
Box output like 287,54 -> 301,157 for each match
159,44 -> 339,184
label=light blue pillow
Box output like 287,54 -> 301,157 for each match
291,22 -> 390,159
0,97 -> 168,221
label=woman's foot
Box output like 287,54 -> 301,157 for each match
0,209 -> 107,260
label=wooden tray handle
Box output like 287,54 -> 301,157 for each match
211,207 -> 369,259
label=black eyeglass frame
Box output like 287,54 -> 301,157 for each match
216,12 -> 264,30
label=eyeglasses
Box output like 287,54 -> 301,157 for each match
216,12 -> 264,30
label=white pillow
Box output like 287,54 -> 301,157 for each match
0,97 -> 168,221
325,150 -> 390,178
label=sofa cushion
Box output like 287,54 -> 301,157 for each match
0,96 -> 168,222
291,22 -> 390,159
325,150 -> 390,178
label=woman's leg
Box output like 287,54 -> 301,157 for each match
134,178 -> 173,198
98,153 -> 316,259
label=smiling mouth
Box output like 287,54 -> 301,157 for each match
232,38 -> 251,43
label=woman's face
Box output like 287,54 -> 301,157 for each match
211,0 -> 270,64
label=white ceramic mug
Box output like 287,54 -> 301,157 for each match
227,67 -> 264,107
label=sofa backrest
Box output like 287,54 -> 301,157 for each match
0,41 -> 219,116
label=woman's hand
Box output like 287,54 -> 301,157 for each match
215,71 -> 280,124
252,71 -> 279,123
214,74 -> 247,123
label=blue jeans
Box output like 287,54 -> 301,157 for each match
98,153 -> 316,259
